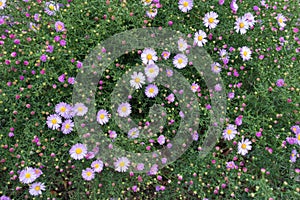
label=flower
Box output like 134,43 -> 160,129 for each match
19,167 -> 37,184
61,119 -> 74,134
29,182 -> 46,196
73,103 -> 88,116
145,84 -> 159,98
178,38 -> 188,52
145,64 -> 159,79
33,168 -> 43,178
276,14 -> 287,27
82,168 -> 95,181
230,0 -> 238,13
142,0 -> 152,6
157,135 -> 165,145
203,11 -> 219,29
91,160 -> 104,173
240,46 -> 252,61
130,71 -> 145,89
166,69 -> 173,77
114,157 -> 130,172
173,54 -> 188,69
97,109 -> 109,125
45,1 -> 59,16
0,0 -> 6,10
137,163 -> 145,171
238,138 -> 252,155
296,133 -> 300,145
244,12 -> 256,27
148,164 -> 158,175
223,124 -> 237,140
0,195 -> 11,200
166,93 -> 175,102
290,149 -> 297,163
190,82 -> 199,92
291,125 -> 300,134
226,161 -> 237,169
29,22 -> 39,32
234,17 -> 249,34
178,0 -> 193,13
55,102 -> 73,119
161,51 -> 170,60
128,127 -> 140,139
194,30 -> 207,47
211,62 -> 222,74
141,48 -> 158,65
276,79 -> 285,87
235,115 -> 243,126
46,114 -> 62,130
69,143 -> 87,160
146,6 -> 158,19
117,102 -> 132,117
55,21 -> 65,32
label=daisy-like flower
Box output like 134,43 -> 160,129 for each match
55,102 -> 72,119
211,62 -> 222,74
91,160 -> 104,173
19,167 -> 37,184
128,127 -> 140,139
69,143 -> 87,160
73,103 -> 88,116
178,0 -> 193,13
240,46 -> 252,61
33,168 -> 43,178
46,114 -> 62,130
45,1 -> 59,16
237,138 -> 252,155
55,21 -> 65,32
117,102 -> 131,117
145,64 -> 159,79
194,30 -> 207,47
0,0 -> 6,10
291,125 -> 300,134
234,16 -> 249,34
203,11 -> 219,29
61,119 -> 74,134
0,195 -> 10,200
276,14 -> 287,27
244,12 -> 256,27
161,51 -> 170,60
114,157 -> 130,172
296,133 -> 300,145
226,161 -> 237,169
290,149 -> 297,163
82,168 -> 95,181
97,109 -> 109,125
146,6 -> 158,19
142,0 -> 152,6
178,38 -> 188,52
166,69 -> 173,77
191,82 -> 199,93
173,54 -> 188,69
29,182 -> 46,196
145,84 -> 159,98
141,48 -> 158,65
130,71 -> 145,89
223,124 -> 237,140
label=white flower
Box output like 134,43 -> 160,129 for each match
240,46 -> 252,61
97,109 -> 109,125
173,54 -> 188,69
141,48 -> 158,65
130,71 -> 145,89
0,0 -> 7,10
194,30 -> 207,47
203,11 -> 219,29
117,102 -> 131,117
276,14 -> 287,28
234,16 -> 249,34
114,157 -> 130,172
145,64 -> 159,79
238,138 -> 252,155
29,182 -> 46,196
178,38 -> 188,52
222,124 -> 237,140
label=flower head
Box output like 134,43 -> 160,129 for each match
46,114 -> 62,130
203,11 -> 219,29
211,62 -> 222,74
190,82 -> 199,93
178,0 -> 193,13
114,157 -> 130,172
73,103 -> 88,116
173,54 -> 188,69
97,109 -> 109,125
0,0 -> 7,10
91,160 -> 104,173
130,71 -> 145,89
223,124 -> 237,140
290,149 -> 297,163
29,182 -> 46,196
45,1 -> 59,16
194,30 -> 207,47
238,138 -> 252,155
276,14 -> 287,27
128,127 -> 140,139
240,46 -> 252,61
82,168 -> 95,181
55,21 -> 65,32
178,38 -> 188,52
145,64 -> 159,79
61,119 -> 74,134
69,143 -> 87,160
141,48 -> 158,65
117,102 -> 132,117
234,17 -> 249,34
161,51 -> 170,60
19,167 -> 37,184
55,102 -> 73,119
145,84 -> 159,98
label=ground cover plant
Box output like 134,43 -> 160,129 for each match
0,0 -> 299,199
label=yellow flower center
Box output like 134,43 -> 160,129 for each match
0,2 -> 3,6
183,1 -> 189,7
227,130 -> 232,135
131,131 -> 136,136
243,51 -> 248,56
65,124 -> 70,129
149,68 -> 155,73
119,161 -> 125,167
49,4 -> 55,11
293,128 -> 296,132
35,186 -> 41,191
241,143 -> 247,149
198,36 -> 203,41
75,148 -> 82,154
57,24 -> 63,30
214,66 -> 219,71
239,22 -> 245,28
146,0 -> 152,3
51,119 -> 57,124
135,77 -> 140,83
164,53 -> 168,57
86,171 -> 92,177
291,153 -> 295,157
60,107 -> 66,112
208,17 -> 214,23
99,114 -> 105,119
78,107 -> 83,112
278,18 -> 283,23
149,88 -> 154,93
147,54 -> 152,60
121,106 -> 127,112
94,164 -> 99,169
298,134 -> 300,140
178,58 -> 183,64
25,173 -> 31,179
